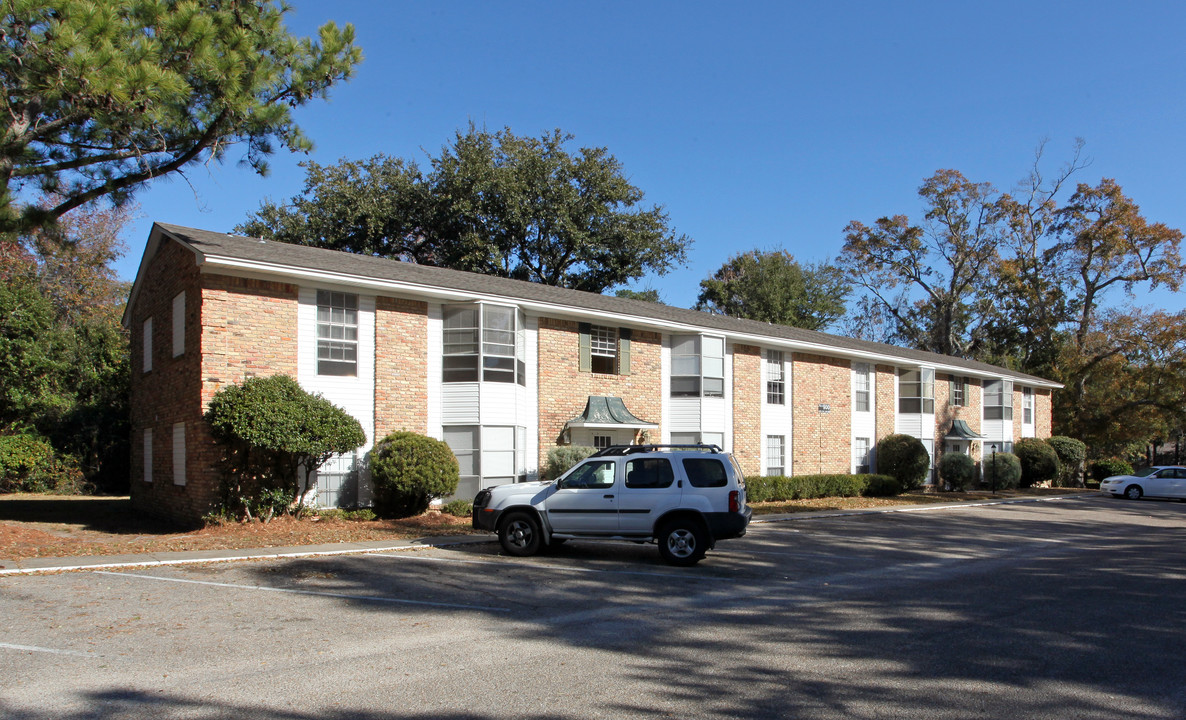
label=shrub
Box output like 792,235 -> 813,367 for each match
938,452 -> 975,491
1090,458 -> 1134,482
205,375 -> 366,518
863,474 -> 902,497
371,431 -> 460,517
0,433 -> 86,494
745,473 -> 897,502
542,445 -> 596,480
983,452 -> 1022,490
876,434 -> 931,491
442,499 -> 473,517
1046,436 -> 1087,487
1014,438 -> 1060,488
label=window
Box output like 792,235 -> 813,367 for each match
593,434 -> 612,450
853,363 -> 871,412
950,375 -> 968,407
562,460 -> 616,489
142,318 -> 153,373
626,458 -> 675,488
671,335 -> 725,398
443,424 -> 527,498
984,379 -> 1014,420
683,458 -> 728,488
854,437 -> 871,474
1023,387 -> 1034,424
590,326 -> 618,374
172,292 -> 185,357
766,351 -> 785,405
766,435 -> 785,476
143,429 -> 153,483
172,422 -> 186,486
443,304 -> 526,385
444,426 -> 479,496
316,290 -> 358,376
898,368 -> 935,414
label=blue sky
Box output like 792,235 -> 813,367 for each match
117,1 -> 1186,312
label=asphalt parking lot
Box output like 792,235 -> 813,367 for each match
2,494 -> 1184,719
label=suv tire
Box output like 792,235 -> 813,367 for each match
657,519 -> 707,567
499,512 -> 542,557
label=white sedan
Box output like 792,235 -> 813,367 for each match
1100,466 -> 1186,500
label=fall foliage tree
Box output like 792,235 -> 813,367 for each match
237,125 -> 691,293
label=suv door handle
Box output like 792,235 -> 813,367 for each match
604,494 -> 615,499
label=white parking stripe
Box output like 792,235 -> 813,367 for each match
370,552 -> 729,580
0,642 -> 91,657
93,571 -> 510,612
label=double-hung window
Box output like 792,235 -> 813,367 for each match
671,335 -> 725,398
1022,387 -> 1033,424
443,304 -> 526,385
766,435 -> 785,476
766,351 -> 785,405
984,379 -> 1014,420
854,437 -> 871,473
950,375 -> 968,407
590,326 -> 618,374
898,368 -> 935,414
853,363 -> 871,412
316,290 -> 358,376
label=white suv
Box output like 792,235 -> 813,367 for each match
472,445 -> 751,566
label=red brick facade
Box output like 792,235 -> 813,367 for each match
731,344 -> 762,477
535,319 -> 662,468
791,353 -> 852,475
375,296 -> 429,438
875,364 -> 896,444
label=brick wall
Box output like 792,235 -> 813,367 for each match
1035,388 -> 1053,438
536,318 -> 662,468
791,353 -> 852,475
875,365 -> 896,445
375,296 -> 429,438
731,344 -> 762,477
936,374 -> 985,461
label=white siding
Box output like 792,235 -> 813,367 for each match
480,383 -> 520,425
426,303 -> 443,439
669,398 -> 702,433
660,336 -> 671,443
443,384 -> 481,425
702,397 -> 727,438
523,316 -> 540,479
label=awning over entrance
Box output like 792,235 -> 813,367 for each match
945,419 -> 987,440
565,396 -> 658,430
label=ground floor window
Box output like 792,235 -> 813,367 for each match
593,434 -> 613,450
316,451 -> 362,508
853,437 -> 871,474
444,424 -> 527,498
766,435 -> 785,476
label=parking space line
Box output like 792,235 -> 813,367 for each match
93,571 -> 510,613
371,552 -> 730,580
0,642 -> 92,657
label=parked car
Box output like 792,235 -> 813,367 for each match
1100,466 -> 1186,500
472,444 -> 751,566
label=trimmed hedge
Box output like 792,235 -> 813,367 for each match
1014,438 -> 1060,488
371,431 -> 460,517
938,452 -> 975,491
876,434 -> 931,491
1090,458 -> 1134,482
746,473 -> 901,503
1046,436 -> 1087,487
983,452 -> 1022,490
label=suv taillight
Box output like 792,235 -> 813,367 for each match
729,490 -> 739,513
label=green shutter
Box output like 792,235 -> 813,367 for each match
578,322 -> 592,373
619,328 -> 632,376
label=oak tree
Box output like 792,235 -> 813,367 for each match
695,250 -> 848,331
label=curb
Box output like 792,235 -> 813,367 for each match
1,494 -> 1097,576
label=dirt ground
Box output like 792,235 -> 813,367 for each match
0,487 -> 1095,562
0,494 -> 475,561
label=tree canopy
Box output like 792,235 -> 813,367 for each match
236,125 -> 691,293
695,250 -> 848,331
1,0 -> 362,235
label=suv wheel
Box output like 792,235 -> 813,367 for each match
499,511 -> 542,557
658,519 -> 707,566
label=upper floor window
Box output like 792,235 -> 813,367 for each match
443,304 -> 526,385
899,368 -> 935,414
142,317 -> 153,373
316,290 -> 358,376
671,335 -> 724,398
950,375 -> 969,406
172,292 -> 185,357
1022,387 -> 1034,424
984,379 -> 1014,420
853,363 -> 871,412
766,350 -> 785,405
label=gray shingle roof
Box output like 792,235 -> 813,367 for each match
151,222 -> 1059,387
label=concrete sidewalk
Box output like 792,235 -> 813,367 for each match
0,493 -> 1092,575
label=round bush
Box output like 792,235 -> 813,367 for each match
370,432 -> 460,517
938,452 -> 975,491
983,451 -> 1022,490
862,474 -> 902,497
876,434 -> 931,491
1014,438 -> 1060,488
542,445 -> 596,480
1090,458 -> 1134,482
1046,436 -> 1087,487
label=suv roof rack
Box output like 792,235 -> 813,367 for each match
589,443 -> 722,457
